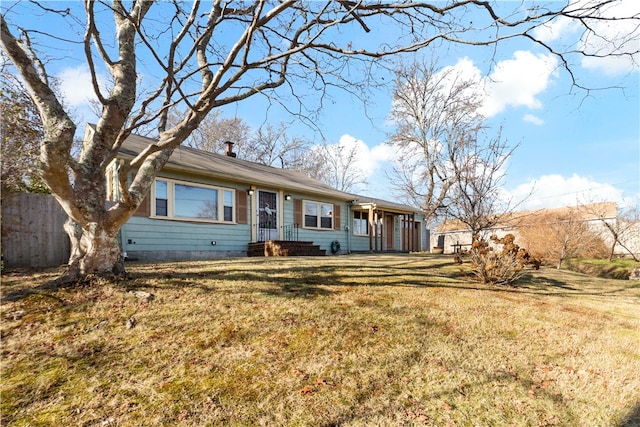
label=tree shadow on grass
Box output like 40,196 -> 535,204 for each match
122,260 -> 558,300
3,255 -> 636,303
620,403 -> 640,427
518,273 -> 577,291
1,276 -> 84,303
0,264 -> 568,304
517,270 -> 638,299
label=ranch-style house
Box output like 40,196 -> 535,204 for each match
103,127 -> 428,261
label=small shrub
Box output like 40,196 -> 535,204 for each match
469,233 -> 537,286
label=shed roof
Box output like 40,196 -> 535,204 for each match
116,131 -> 420,215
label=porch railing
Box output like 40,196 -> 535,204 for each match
282,223 -> 300,241
257,223 -> 300,241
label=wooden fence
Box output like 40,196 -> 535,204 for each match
1,193 -> 70,268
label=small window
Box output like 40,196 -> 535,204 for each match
304,202 -> 318,228
223,190 -> 234,222
303,201 -> 333,229
353,211 -> 369,236
155,180 -> 168,216
320,204 -> 333,229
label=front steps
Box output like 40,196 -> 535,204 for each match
247,240 -> 326,257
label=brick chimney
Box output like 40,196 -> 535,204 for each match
224,141 -> 236,158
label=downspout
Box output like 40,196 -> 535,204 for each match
345,226 -> 350,254
347,200 -> 354,254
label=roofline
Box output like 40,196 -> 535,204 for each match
110,126 -> 423,215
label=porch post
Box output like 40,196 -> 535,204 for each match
368,206 -> 374,252
412,214 -> 416,251
403,214 -> 408,251
407,214 -> 415,251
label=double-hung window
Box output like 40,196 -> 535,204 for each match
152,178 -> 235,223
155,180 -> 168,216
353,211 -> 369,236
303,201 -> 333,229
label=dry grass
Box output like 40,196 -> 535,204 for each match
564,258 -> 637,280
2,254 -> 639,426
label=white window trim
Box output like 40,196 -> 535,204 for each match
353,210 -> 369,236
151,178 -> 236,224
302,200 -> 334,230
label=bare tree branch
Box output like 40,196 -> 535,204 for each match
2,0 -> 638,278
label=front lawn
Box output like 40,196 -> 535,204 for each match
2,254 -> 639,426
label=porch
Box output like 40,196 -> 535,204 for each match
247,240 -> 326,257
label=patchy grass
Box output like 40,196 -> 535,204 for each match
2,254 -> 639,426
564,258 -> 639,280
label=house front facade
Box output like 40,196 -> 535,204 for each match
106,131 -> 426,261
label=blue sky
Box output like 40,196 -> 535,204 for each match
5,1 -> 639,211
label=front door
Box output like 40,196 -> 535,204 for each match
385,214 -> 394,250
258,190 -> 278,241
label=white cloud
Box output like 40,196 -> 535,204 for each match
57,66 -> 100,107
338,134 -> 394,177
533,0 -> 640,76
580,0 -> 640,75
479,51 -> 559,117
439,53 -> 559,119
523,114 -> 544,126
505,173 -> 626,211
532,15 -> 579,44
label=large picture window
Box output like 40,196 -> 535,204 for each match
353,211 -> 369,236
303,201 -> 333,229
175,183 -> 219,220
152,179 -> 235,223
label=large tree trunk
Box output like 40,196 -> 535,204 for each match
62,218 -> 124,282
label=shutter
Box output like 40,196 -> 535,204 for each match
333,204 -> 341,230
236,190 -> 248,224
294,199 -> 302,227
133,195 -> 150,217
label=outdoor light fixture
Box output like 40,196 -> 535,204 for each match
284,194 -> 292,201
248,188 -> 255,196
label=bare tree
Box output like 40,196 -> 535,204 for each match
387,59 -> 485,222
305,142 -> 368,193
579,201 -> 640,261
181,110 -> 251,155
517,207 -> 608,268
0,69 -> 47,194
614,206 -> 640,261
442,129 -> 527,239
2,1 -> 638,281
247,123 -> 311,168
173,112 -> 309,168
